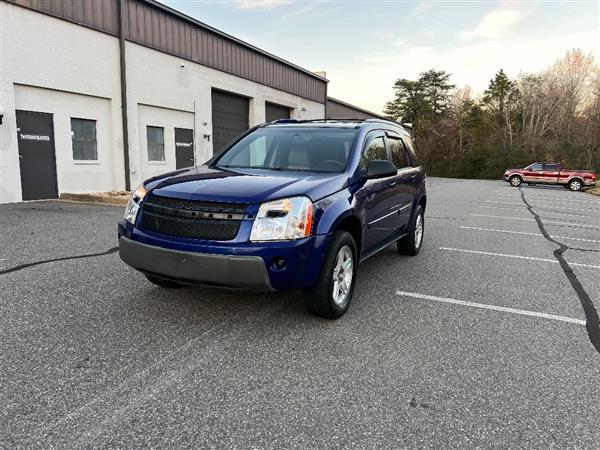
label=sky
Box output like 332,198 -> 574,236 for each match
162,0 -> 600,114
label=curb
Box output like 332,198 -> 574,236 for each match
60,193 -> 129,206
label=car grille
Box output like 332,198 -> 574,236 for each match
140,194 -> 246,241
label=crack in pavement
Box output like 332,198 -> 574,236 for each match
519,188 -> 600,354
0,247 -> 119,275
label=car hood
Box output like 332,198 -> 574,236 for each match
145,165 -> 349,204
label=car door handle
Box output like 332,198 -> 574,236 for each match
410,175 -> 417,181
389,181 -> 397,187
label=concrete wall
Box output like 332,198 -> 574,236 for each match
14,85 -> 118,194
0,2 -> 326,202
136,103 -> 194,182
0,1 -> 123,203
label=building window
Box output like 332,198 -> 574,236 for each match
147,126 -> 165,161
71,118 -> 97,160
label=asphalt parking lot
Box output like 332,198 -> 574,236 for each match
1,177 -> 599,447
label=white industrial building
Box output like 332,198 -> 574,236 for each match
0,0 -> 383,203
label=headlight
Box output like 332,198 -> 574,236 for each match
250,196 -> 313,241
124,185 -> 147,225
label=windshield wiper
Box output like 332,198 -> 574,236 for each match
218,165 -> 284,171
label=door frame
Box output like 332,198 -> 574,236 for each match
16,109 -> 59,200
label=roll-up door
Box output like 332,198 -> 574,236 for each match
211,90 -> 249,154
265,102 -> 291,122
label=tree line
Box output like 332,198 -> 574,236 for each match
384,49 -> 600,179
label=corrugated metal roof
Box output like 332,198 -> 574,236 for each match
4,0 -> 328,103
326,97 -> 386,120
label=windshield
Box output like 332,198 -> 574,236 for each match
214,127 -> 358,173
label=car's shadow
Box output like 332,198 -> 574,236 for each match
116,242 -> 414,330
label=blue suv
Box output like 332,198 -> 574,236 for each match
118,119 -> 426,318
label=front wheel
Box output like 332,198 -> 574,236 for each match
303,231 -> 357,319
509,175 -> 522,187
569,179 -> 582,191
397,205 -> 424,256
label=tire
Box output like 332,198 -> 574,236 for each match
568,179 -> 583,191
509,175 -> 522,187
145,274 -> 183,288
303,231 -> 357,319
397,205 -> 425,256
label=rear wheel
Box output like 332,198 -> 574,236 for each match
397,205 -> 424,256
509,175 -> 522,187
145,274 -> 183,288
569,179 -> 583,191
303,231 -> 357,319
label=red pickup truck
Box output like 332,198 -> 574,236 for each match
504,163 -> 597,191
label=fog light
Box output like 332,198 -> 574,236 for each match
272,257 -> 287,270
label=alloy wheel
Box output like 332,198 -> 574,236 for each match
332,245 -> 353,305
415,213 -> 424,249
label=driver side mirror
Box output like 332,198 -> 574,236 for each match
365,160 -> 397,179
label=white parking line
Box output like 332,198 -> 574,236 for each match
469,214 -> 600,230
477,205 -> 594,218
491,194 -> 600,204
490,195 -> 600,206
438,247 -> 600,269
460,226 -> 600,244
484,200 -> 600,212
395,291 -> 586,326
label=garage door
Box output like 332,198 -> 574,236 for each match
211,90 -> 249,154
265,102 -> 291,122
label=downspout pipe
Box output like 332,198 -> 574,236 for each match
118,0 -> 131,191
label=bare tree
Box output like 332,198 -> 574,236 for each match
517,72 -> 560,160
449,86 -> 475,154
550,49 -> 595,138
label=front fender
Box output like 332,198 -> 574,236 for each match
314,188 -> 360,236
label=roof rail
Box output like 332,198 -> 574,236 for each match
364,118 -> 399,125
269,118 -> 367,124
268,118 -> 407,128
270,119 -> 301,124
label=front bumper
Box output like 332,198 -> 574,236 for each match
119,236 -> 274,291
118,220 -> 332,291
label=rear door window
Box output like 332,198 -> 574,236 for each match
387,136 -> 411,169
402,137 -> 418,165
543,164 -> 559,171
